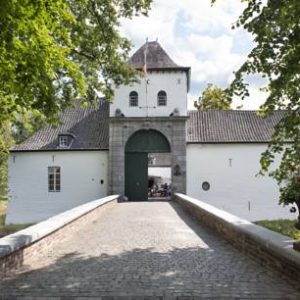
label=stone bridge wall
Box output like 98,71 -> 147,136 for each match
0,195 -> 119,277
175,193 -> 300,289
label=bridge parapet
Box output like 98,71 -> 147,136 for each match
175,193 -> 300,289
0,195 -> 119,277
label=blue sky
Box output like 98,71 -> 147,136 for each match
120,0 -> 267,110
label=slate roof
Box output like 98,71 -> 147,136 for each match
129,41 -> 191,91
129,41 -> 186,70
187,110 -> 286,143
11,107 -> 286,152
12,99 -> 109,151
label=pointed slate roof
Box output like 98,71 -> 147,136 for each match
187,110 -> 286,143
129,41 -> 191,90
129,41 -> 183,69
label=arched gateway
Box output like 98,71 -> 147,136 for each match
108,41 -> 188,199
125,130 -> 171,201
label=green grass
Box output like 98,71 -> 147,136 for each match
0,200 -> 33,236
255,219 -> 300,240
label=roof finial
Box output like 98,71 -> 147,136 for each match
156,37 -> 158,42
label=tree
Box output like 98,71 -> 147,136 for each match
0,0 -> 151,195
212,1 -> 300,235
194,83 -> 231,110
0,123 -> 14,201
0,0 -> 151,130
0,0 -> 152,200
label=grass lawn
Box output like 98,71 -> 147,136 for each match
0,201 -> 33,236
255,219 -> 300,240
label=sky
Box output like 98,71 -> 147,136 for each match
120,0 -> 268,110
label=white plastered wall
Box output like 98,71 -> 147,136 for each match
6,151 -> 108,224
186,143 -> 296,221
110,71 -> 188,117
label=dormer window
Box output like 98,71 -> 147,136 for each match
59,136 -> 68,147
157,91 -> 167,106
58,133 -> 74,148
129,91 -> 138,106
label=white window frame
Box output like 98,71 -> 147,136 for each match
48,166 -> 61,192
59,135 -> 69,148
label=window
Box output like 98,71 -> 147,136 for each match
157,91 -> 167,106
59,135 -> 69,148
48,166 -> 61,192
129,91 -> 138,106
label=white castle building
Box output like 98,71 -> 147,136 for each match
6,41 -> 294,224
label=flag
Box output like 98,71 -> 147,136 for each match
143,62 -> 147,76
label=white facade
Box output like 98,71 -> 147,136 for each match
186,143 -> 295,221
7,143 -> 295,224
110,71 -> 188,118
6,42 -> 293,224
6,151 -> 108,224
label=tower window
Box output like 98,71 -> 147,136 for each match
129,91 -> 138,106
157,91 -> 167,106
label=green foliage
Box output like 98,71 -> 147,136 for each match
0,201 -> 6,224
280,178 -> 300,207
194,83 -> 231,110
255,219 -> 300,240
0,212 -> 33,235
212,0 -> 300,206
0,0 -> 152,133
0,0 -> 152,197
0,223 -> 34,235
0,123 -> 14,201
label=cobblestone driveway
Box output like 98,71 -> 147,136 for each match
1,201 -> 300,299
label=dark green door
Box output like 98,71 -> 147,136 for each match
125,152 -> 148,201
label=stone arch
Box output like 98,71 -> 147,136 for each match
125,129 -> 171,153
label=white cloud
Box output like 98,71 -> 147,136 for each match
120,0 -> 267,110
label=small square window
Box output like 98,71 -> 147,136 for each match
59,136 -> 69,148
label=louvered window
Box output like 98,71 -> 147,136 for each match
157,91 -> 167,106
129,91 -> 138,106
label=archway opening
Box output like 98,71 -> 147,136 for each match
148,153 -> 171,200
125,129 -> 171,201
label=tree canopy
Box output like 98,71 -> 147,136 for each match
194,83 -> 231,110
213,0 -> 300,209
0,0 -> 151,127
0,0 -> 152,199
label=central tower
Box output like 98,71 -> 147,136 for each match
108,41 -> 190,200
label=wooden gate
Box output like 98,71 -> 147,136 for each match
125,130 -> 170,201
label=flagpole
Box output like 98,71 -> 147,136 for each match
144,38 -> 148,118
146,78 -> 148,118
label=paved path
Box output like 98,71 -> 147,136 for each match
1,201 -> 300,299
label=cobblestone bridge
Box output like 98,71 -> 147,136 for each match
1,201 -> 300,299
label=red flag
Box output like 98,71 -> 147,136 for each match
143,62 -> 147,75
